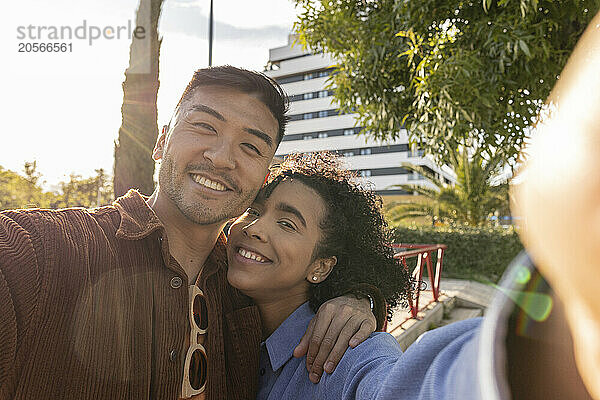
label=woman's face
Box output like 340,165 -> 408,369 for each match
226,179 -> 329,302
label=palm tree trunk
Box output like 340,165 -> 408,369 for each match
113,0 -> 164,197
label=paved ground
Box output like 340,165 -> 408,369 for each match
385,278 -> 497,350
439,279 -> 496,309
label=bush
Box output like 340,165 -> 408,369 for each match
391,225 -> 524,283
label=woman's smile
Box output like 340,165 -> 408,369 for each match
234,246 -> 272,264
226,179 -> 326,301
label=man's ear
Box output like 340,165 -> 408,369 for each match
308,256 -> 337,284
152,125 -> 169,161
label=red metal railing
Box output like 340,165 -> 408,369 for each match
392,243 -> 447,319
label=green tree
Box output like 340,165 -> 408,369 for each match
54,169 -> 114,208
386,151 -> 510,226
0,164 -> 114,211
0,162 -> 58,210
114,0 -> 164,197
294,0 -> 599,167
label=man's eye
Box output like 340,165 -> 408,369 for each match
192,122 -> 216,132
243,143 -> 262,156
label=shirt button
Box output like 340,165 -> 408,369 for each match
169,349 -> 178,362
259,368 -> 266,376
170,276 -> 183,289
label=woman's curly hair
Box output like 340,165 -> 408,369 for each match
263,152 -> 412,321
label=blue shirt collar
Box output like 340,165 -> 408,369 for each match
264,302 -> 315,371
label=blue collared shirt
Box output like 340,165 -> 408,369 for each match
257,253 -> 588,400
257,302 -> 405,400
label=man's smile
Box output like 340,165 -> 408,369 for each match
190,173 -> 228,192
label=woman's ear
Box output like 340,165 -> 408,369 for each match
307,256 -> 337,284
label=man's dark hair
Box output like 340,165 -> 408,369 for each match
261,152 -> 412,321
177,65 -> 289,144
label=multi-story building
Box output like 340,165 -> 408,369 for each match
264,35 -> 455,201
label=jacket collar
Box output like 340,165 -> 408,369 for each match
264,302 -> 314,371
114,189 -> 164,240
113,189 -> 229,281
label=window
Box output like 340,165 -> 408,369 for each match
343,129 -> 354,136
343,151 -> 355,157
360,148 -> 371,155
303,135 -> 313,140
408,172 -> 424,181
303,113 -> 313,120
360,170 -> 372,177
318,110 -> 328,118
277,75 -> 304,84
318,132 -> 328,138
303,92 -> 314,100
318,90 -> 329,98
282,134 -> 302,142
298,70 -> 332,82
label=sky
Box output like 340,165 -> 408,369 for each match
0,0 -> 298,188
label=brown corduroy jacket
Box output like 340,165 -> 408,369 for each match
0,190 -> 261,400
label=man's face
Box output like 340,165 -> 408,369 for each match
153,85 -> 279,225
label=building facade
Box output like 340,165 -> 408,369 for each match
264,35 -> 455,201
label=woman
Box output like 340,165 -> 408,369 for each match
226,152 -> 412,399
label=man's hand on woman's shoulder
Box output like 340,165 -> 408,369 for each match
293,295 -> 376,383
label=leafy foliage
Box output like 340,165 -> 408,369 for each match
0,163 -> 113,211
294,0 -> 599,166
53,169 -> 114,209
0,162 -> 56,210
392,225 -> 523,282
386,150 -> 510,225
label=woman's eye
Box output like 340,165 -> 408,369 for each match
243,143 -> 262,156
278,220 -> 297,231
246,208 -> 260,216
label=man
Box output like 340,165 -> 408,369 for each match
0,66 -> 380,399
